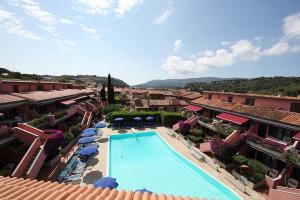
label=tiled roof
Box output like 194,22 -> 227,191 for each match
149,99 -> 187,106
148,90 -> 165,95
0,94 -> 26,105
191,97 -> 300,128
12,89 -> 93,103
182,93 -> 202,100
0,176 -> 203,200
0,79 -> 73,85
203,91 -> 300,101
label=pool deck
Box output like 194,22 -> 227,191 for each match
80,126 -> 266,200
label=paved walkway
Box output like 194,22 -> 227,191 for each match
80,126 -> 266,200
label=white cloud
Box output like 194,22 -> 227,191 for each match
0,9 -> 41,40
196,49 -> 235,69
75,0 -> 113,15
114,0 -> 143,17
162,56 -> 196,75
263,41 -> 290,56
283,11 -> 300,39
59,18 -> 73,25
173,39 -> 182,52
153,1 -> 173,25
231,39 -> 261,61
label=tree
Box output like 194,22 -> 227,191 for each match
100,84 -> 106,101
107,73 -> 115,104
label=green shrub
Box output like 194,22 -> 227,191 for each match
214,123 -> 235,137
187,135 -> 203,143
62,131 -> 74,147
233,154 -> 248,165
102,104 -> 123,115
192,129 -> 204,137
54,110 -> 67,119
161,112 -> 184,127
247,159 -> 266,174
27,116 -> 48,127
0,169 -> 10,176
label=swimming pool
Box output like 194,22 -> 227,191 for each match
108,131 -> 240,199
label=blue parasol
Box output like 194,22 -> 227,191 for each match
93,177 -> 118,189
78,137 -> 95,144
94,122 -> 106,128
115,118 -> 124,128
79,146 -> 98,157
83,128 -> 97,133
81,131 -> 96,137
135,189 -> 152,194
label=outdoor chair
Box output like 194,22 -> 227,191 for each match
268,169 -> 279,179
287,178 -> 299,188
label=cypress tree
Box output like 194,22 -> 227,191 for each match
107,74 -> 115,104
100,84 -> 106,101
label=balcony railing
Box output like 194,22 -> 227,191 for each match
198,116 -> 236,137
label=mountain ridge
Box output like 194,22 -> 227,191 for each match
134,77 -> 240,88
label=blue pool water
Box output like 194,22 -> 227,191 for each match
109,131 -> 240,199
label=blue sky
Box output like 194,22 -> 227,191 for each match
0,0 -> 300,85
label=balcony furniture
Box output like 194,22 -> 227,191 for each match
268,169 -> 279,179
287,178 -> 299,188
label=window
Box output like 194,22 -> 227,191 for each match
227,95 -> 233,103
208,94 -> 212,99
245,97 -> 255,106
12,85 -> 19,93
52,85 -> 56,90
290,103 -> 300,113
268,126 -> 291,141
36,85 -> 44,91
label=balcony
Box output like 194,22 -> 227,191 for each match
245,133 -> 286,160
198,116 -> 237,137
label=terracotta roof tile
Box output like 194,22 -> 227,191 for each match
0,94 -> 26,105
12,89 -> 93,102
181,93 -> 202,100
0,176 -> 206,200
191,97 -> 300,128
203,91 -> 300,101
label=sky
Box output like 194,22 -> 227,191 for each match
0,0 -> 300,85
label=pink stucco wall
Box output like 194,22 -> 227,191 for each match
0,82 -> 74,93
203,92 -> 294,112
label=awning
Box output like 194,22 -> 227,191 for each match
216,113 -> 249,125
293,132 -> 300,140
184,105 -> 203,112
60,99 -> 76,106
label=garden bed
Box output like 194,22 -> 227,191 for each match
232,169 -> 265,189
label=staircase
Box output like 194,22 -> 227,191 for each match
81,111 -> 92,128
12,124 -> 48,179
21,146 -> 41,177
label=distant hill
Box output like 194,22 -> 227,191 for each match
185,76 -> 300,96
0,67 -> 129,87
135,77 -> 238,88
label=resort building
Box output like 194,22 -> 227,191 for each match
131,98 -> 188,112
186,91 -> 300,196
0,80 -> 86,93
0,81 -> 104,182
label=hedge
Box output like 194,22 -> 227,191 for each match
54,110 -> 68,119
108,111 -> 183,127
27,116 -> 48,127
102,104 -> 123,115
